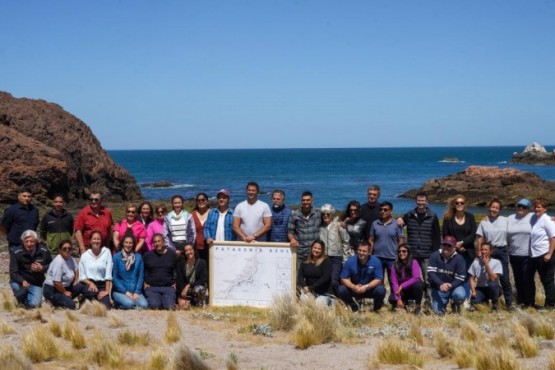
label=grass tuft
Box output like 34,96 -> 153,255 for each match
164,312 -> 182,344
1,320 -> 16,334
48,320 -> 62,337
375,337 -> 425,367
435,331 -> 455,359
409,323 -> 424,345
108,312 -> 126,328
149,348 -> 169,370
66,310 -> 79,322
454,345 -> 474,369
117,329 -> 150,346
292,296 -> 338,349
475,347 -> 520,370
169,343 -> 211,370
512,323 -> 539,358
22,326 -> 59,363
269,293 -> 297,331
548,353 -> 555,370
63,319 -> 86,349
1,291 -> 16,312
87,330 -> 124,368
0,344 -> 33,370
79,300 -> 108,317
460,320 -> 482,341
226,352 -> 238,370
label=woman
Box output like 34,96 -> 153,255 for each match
79,230 -> 113,308
476,198 -> 513,310
529,198 -> 555,309
39,194 -> 74,256
389,244 -> 423,314
176,243 -> 208,309
319,204 -> 350,294
507,198 -> 534,307
146,204 -> 167,252
113,204 -> 147,253
163,195 -> 195,255
143,233 -> 178,309
137,201 -> 154,228
191,193 -> 210,263
442,194 -> 477,300
43,240 -> 85,309
342,200 -> 367,254
297,239 -> 334,306
112,235 -> 148,309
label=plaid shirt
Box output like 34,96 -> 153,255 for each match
287,208 -> 322,252
204,207 -> 236,241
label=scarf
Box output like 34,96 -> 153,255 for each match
121,249 -> 135,271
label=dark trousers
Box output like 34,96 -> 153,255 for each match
388,281 -> 424,306
43,283 -> 86,310
377,257 -> 395,299
510,255 -> 535,307
530,253 -> 555,308
471,285 -> 500,306
198,246 -> 210,285
83,280 -> 112,308
329,256 -> 343,295
492,246 -> 513,307
145,286 -> 176,309
337,284 -> 386,312
414,257 -> 431,300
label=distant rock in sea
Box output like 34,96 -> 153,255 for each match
439,157 -> 463,163
512,142 -> 555,165
142,181 -> 174,188
0,91 -> 142,204
400,165 -> 555,207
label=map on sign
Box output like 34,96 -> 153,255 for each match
210,242 -> 295,307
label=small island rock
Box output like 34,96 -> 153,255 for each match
512,142 -> 555,165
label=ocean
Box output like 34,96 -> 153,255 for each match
109,146 -> 555,216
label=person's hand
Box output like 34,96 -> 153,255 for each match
545,253 -> 553,262
88,282 -> 98,293
206,238 -> 214,246
125,291 -> 134,298
396,217 -> 405,227
178,297 -> 191,309
98,290 -> 109,300
31,262 -> 43,272
289,238 -> 299,248
64,291 -> 72,298
132,293 -> 139,300
354,284 -> 366,294
471,290 -> 477,298
245,235 -> 256,243
22,280 -> 30,289
396,286 -> 403,295
396,300 -> 405,309
144,283 -> 150,290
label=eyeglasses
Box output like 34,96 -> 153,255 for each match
455,201 -> 465,206
89,198 -> 100,202
61,246 -> 72,252
322,212 -> 332,216
398,250 -> 408,254
379,208 -> 390,212
349,208 -> 359,213
127,211 -> 136,215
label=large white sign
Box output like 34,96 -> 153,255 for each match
209,241 -> 296,307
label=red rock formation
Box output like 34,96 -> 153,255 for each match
0,92 -> 142,204
400,166 -> 555,207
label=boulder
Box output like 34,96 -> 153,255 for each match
512,142 -> 555,165
400,165 -> 555,207
0,91 -> 142,204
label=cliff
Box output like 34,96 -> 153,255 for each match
400,165 -> 555,207
0,92 -> 142,204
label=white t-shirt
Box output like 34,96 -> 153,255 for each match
468,258 -> 502,287
44,254 -> 77,287
234,200 -> 272,240
215,210 -> 228,241
530,213 -> 555,258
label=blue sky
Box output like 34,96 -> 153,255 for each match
2,1 -> 554,150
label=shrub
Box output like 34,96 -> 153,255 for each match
169,343 -> 211,370
165,312 -> 182,344
22,326 -> 59,363
63,320 -> 86,349
376,337 -> 425,367
269,293 -> 297,331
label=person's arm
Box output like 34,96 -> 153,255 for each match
469,274 -> 477,297
232,216 -> 247,241
400,260 -> 422,290
546,237 -> 555,262
74,230 -> 86,254
163,216 -> 175,250
288,213 -> 298,247
9,251 -> 24,285
366,278 -> 382,290
390,265 -> 401,300
257,216 -> 272,239
426,254 -> 443,289
450,257 -> 467,289
39,215 -> 48,241
136,238 -> 145,253
112,226 -> 121,251
432,215 -> 441,251
204,210 -> 215,245
462,213 -> 477,247
111,256 -> 125,294
483,257 -> 499,282
135,256 -> 145,294
193,260 -> 208,288
186,215 -> 196,245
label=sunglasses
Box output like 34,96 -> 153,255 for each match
398,250 -> 408,254
455,201 -> 465,206
197,198 -> 207,202
126,210 -> 136,214
61,246 -> 72,252
379,208 -> 390,212
89,198 -> 100,202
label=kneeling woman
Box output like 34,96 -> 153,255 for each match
112,235 -> 148,309
43,240 -> 85,309
389,244 -> 424,313
79,231 -> 113,308
297,239 -> 334,306
176,243 -> 208,308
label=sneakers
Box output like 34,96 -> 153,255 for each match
463,299 -> 471,310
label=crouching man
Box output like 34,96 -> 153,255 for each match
427,236 -> 466,314
337,241 -> 385,312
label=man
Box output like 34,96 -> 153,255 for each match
427,236 -> 466,315
468,242 -> 502,312
369,201 -> 404,294
143,233 -> 178,309
269,189 -> 292,242
233,182 -> 272,242
360,185 -> 381,241
74,191 -> 113,254
205,189 -> 236,245
337,241 -> 386,312
288,191 -> 321,268
9,230 -> 52,308
397,192 -> 441,299
1,187 -> 40,253
39,194 -> 74,256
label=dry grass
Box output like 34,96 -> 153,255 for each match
535,319 -> 555,340
491,330 -> 511,349
475,347 -> 520,370
519,312 -> 555,339
149,348 -> 169,370
1,320 -> 16,334
169,343 -> 211,370
108,312 -> 126,328
226,352 -> 238,370
454,345 -> 475,368
80,300 -> 108,317
548,353 -> 555,370
1,290 -> 16,312
66,310 -> 79,321
87,330 -> 124,368
292,296 -> 339,349
0,344 -> 33,370
48,320 -> 62,337
117,329 -> 150,346
375,337 -> 425,367
512,323 -> 539,358
63,319 -> 86,349
14,309 -> 48,323
460,319 -> 482,341
22,326 -> 59,363
270,293 -> 297,331
409,322 -> 424,345
165,311 -> 182,344
435,330 -> 456,358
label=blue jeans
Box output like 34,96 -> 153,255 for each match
10,281 -> 43,308
328,256 -> 343,294
431,285 -> 466,315
112,292 -> 148,310
43,283 -> 86,309
145,286 -> 176,309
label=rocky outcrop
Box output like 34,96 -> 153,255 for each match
512,142 -> 555,165
0,92 -> 142,204
400,166 -> 555,207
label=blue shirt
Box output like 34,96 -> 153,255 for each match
1,203 -> 39,245
112,251 -> 145,295
370,219 -> 404,260
269,205 -> 292,242
204,207 -> 236,241
340,255 -> 383,285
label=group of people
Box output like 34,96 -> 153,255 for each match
2,183 -> 554,315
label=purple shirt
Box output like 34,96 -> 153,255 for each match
390,259 -> 421,301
